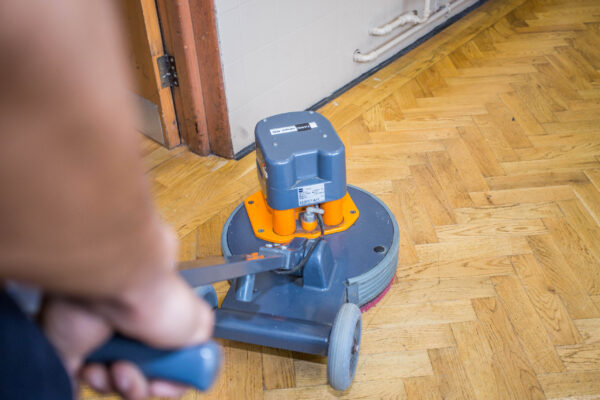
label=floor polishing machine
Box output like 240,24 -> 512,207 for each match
88,111 -> 400,391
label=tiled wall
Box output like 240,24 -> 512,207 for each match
214,0 -> 478,154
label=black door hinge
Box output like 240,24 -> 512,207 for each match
157,54 -> 179,88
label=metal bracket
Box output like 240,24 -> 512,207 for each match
157,54 -> 179,88
346,282 -> 359,305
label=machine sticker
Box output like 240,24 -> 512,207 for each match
297,183 -> 325,206
270,122 -> 318,135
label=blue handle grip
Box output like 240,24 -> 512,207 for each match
86,335 -> 221,391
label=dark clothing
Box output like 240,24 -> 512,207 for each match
0,291 -> 72,399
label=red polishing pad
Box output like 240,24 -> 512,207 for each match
360,278 -> 394,313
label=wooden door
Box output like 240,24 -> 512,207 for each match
120,0 -> 180,148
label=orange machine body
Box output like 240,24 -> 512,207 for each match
244,191 -> 359,244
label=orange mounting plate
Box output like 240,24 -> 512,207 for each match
244,191 -> 359,244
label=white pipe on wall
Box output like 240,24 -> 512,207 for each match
354,0 -> 466,63
370,0 -> 432,36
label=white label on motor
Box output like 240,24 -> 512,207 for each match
270,122 -> 318,135
270,125 -> 297,135
297,183 -> 325,206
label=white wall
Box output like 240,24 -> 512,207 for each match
214,0 -> 478,154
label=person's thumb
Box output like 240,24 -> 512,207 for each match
94,272 -> 214,349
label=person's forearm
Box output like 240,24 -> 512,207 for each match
0,0 -> 170,299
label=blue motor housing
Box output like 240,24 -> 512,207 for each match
255,111 -> 346,211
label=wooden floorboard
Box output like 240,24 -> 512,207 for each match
83,0 -> 600,398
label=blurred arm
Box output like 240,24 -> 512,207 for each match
0,0 -> 171,301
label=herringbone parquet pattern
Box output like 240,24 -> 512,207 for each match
82,0 -> 600,398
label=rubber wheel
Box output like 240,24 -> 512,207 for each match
327,303 -> 362,391
194,285 -> 218,309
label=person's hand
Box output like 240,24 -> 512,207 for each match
42,226 -> 214,399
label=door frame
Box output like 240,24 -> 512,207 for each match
156,0 -> 234,158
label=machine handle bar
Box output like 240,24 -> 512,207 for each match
178,254 -> 286,287
86,335 -> 221,391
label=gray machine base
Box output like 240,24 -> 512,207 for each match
221,185 -> 399,307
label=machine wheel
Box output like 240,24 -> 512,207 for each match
194,285 -> 218,309
327,303 -> 362,391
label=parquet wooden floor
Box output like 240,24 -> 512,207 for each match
83,0 -> 600,398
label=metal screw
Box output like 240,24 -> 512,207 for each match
248,200 -> 254,205
258,229 -> 264,233
350,210 -> 356,214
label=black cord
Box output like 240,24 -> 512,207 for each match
317,213 -> 325,236
273,213 -> 326,275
